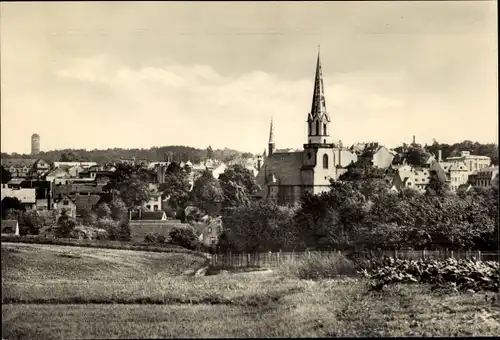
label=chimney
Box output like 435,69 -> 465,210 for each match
438,150 -> 442,162
257,156 -> 262,170
412,135 -> 416,145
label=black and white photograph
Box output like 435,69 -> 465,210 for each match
1,1 -> 499,338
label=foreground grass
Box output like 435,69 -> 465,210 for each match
1,242 -> 207,284
2,242 -> 500,338
3,280 -> 499,338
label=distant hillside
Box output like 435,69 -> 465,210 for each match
1,146 -> 253,164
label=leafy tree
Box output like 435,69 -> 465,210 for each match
1,197 -> 25,218
218,164 -> 260,207
221,199 -> 298,252
405,146 -> 430,167
206,145 -> 214,160
106,164 -> 151,210
21,210 -> 43,235
425,172 -> 447,197
1,165 -> 12,183
160,162 -> 191,209
54,210 -> 77,238
95,217 -> 129,241
109,196 -> 128,221
190,170 -> 224,209
94,203 -> 112,219
78,208 -> 97,227
59,152 -> 78,162
169,225 -> 200,250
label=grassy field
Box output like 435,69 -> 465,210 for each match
2,242 -> 500,338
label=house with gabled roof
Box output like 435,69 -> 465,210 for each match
1,220 -> 20,236
430,160 -> 469,192
53,195 -> 77,218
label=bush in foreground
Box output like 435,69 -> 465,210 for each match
169,225 -> 200,250
363,257 -> 500,292
279,252 -> 357,280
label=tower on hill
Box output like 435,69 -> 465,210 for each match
31,133 -> 40,155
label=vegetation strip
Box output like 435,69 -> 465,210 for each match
2,288 -> 303,306
0,236 -> 207,258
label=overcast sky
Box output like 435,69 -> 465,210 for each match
1,1 -> 497,154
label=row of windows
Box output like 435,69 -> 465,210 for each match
207,226 -> 223,234
474,180 -> 491,187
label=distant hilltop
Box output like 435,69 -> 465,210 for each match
0,145 -> 254,165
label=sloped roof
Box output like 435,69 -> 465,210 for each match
1,158 -> 38,168
1,188 -> 36,203
414,169 -> 431,185
53,184 -> 105,196
133,211 -> 166,221
45,167 -> 71,178
256,151 -> 303,187
1,220 -> 19,234
449,161 -> 468,171
72,195 -> 101,213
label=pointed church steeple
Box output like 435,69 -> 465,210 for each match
268,117 -> 275,156
307,46 -> 331,145
310,46 -> 328,121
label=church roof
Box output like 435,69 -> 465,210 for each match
256,152 -> 303,187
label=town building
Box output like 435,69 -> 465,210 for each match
351,142 -> 396,168
53,195 -> 77,218
255,49 -> 358,205
1,187 -> 36,209
1,220 -> 20,236
468,166 -> 499,188
0,158 -> 50,180
445,151 -> 491,174
430,160 -> 469,192
392,166 -> 432,193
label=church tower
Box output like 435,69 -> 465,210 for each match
306,47 -> 331,145
301,47 -> 336,193
268,118 -> 275,157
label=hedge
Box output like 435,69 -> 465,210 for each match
0,234 -> 208,258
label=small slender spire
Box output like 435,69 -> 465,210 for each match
310,46 -> 327,119
268,117 -> 275,144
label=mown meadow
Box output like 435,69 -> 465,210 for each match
2,242 -> 499,339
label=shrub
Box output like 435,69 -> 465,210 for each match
280,252 -> 357,280
169,225 -> 200,250
364,257 -> 500,292
156,234 -> 166,243
144,233 -> 157,243
53,212 -> 77,238
69,225 -> 108,240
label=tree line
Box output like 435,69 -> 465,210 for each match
1,145 -> 252,165
219,177 -> 498,253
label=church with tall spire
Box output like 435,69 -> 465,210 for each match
255,48 -> 358,205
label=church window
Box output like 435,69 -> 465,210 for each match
316,121 -> 320,135
323,154 -> 329,169
323,123 -> 327,135
324,139 -> 326,144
